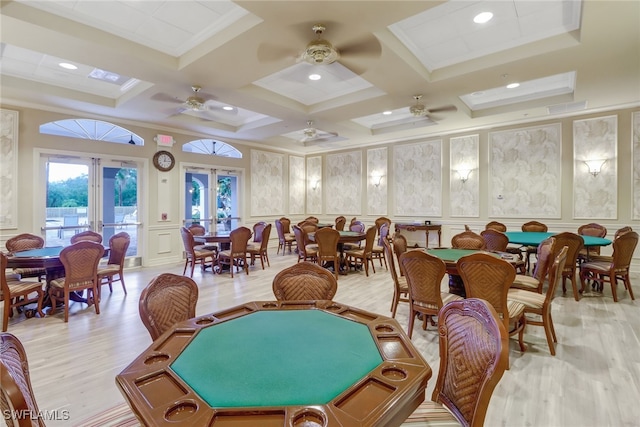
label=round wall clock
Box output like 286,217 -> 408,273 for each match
153,150 -> 175,172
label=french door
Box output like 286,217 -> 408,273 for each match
183,167 -> 242,231
39,154 -> 141,260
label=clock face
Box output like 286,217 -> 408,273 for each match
153,150 -> 175,171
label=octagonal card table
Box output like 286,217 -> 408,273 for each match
116,300 -> 432,427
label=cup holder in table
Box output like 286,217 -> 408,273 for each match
325,304 -> 342,311
261,302 -> 279,308
195,316 -> 215,325
375,324 -> 395,333
292,408 -> 326,427
381,366 -> 408,381
143,353 -> 170,365
164,401 -> 198,422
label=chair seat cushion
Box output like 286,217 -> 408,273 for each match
413,292 -> 463,311
12,267 -> 46,277
50,278 -> 94,289
372,245 -> 384,253
506,299 -> 526,319
400,400 -> 461,426
508,288 -> 545,309
580,261 -> 613,272
511,274 -> 539,290
6,280 -> 43,295
97,264 -> 120,276
397,276 -> 409,293
246,243 -> 260,251
344,248 -> 365,257
195,249 -> 217,257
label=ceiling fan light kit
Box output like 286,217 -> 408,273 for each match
410,95 -> 427,117
302,24 -> 339,65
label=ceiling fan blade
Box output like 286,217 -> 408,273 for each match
257,43 -> 300,63
428,105 -> 458,114
337,34 -> 382,59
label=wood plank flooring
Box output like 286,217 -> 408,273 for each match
3,244 -> 639,427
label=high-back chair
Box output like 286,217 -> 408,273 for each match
577,223 -> 608,261
70,230 -> 103,244
314,227 -> 341,279
402,299 -> 509,427
292,225 -> 317,263
457,252 -> 527,359
589,226 -> 633,263
481,229 -> 526,273
343,220 -> 366,251
451,230 -> 485,250
138,273 -> 199,340
97,231 -> 130,298
304,216 -> 319,224
251,221 -> 268,243
272,262 -> 337,301
372,222 -> 390,270
344,226 -> 377,277
334,216 -> 346,231
511,237 -> 556,293
180,226 -> 216,278
485,221 -> 507,232
399,250 -> 463,338
275,219 -> 296,255
217,226 -> 252,278
1,332 -> 46,427
49,241 -> 104,322
188,223 -> 217,251
383,237 -> 409,318
248,223 -> 272,269
551,232 -> 584,301
522,221 -> 548,272
509,246 -> 568,355
392,233 -> 409,276
5,233 -> 46,281
580,231 -> 638,302
1,253 -> 45,332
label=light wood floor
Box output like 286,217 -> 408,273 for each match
3,244 -> 639,427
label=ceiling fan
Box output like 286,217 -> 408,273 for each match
152,85 -> 236,118
300,120 -> 338,144
258,23 -> 381,74
409,95 -> 457,118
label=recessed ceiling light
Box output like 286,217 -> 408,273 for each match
506,83 -> 520,89
473,12 -> 493,24
59,62 -> 78,70
382,111 -> 393,115
308,74 -> 322,81
223,106 -> 234,111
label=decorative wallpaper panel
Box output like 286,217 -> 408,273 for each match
393,140 -> 442,217
450,135 -> 479,217
289,155 -> 305,215
326,151 -> 362,215
573,115 -> 617,219
250,150 -> 284,216
489,124 -> 562,218
633,112 -> 640,220
0,109 -> 18,229
306,156 -> 322,214
367,147 -> 387,215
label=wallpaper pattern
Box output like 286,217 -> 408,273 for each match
633,112 -> 640,220
326,151 -> 362,215
489,124 -> 561,218
573,115 -> 617,219
393,140 -> 442,217
367,147 -> 387,216
306,156 -> 322,214
450,135 -> 479,217
250,150 -> 283,216
0,109 -> 18,229
289,155 -> 305,215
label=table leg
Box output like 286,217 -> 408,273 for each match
447,273 -> 466,298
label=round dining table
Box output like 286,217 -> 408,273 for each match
504,231 -> 612,248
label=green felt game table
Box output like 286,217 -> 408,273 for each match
116,300 -> 432,427
504,231 -> 612,247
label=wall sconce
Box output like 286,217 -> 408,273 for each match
457,169 -> 472,183
372,175 -> 383,187
584,159 -> 606,177
311,180 -> 320,190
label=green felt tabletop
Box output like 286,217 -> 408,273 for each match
170,310 -> 382,408
427,248 -> 486,262
505,231 -> 611,247
11,247 -> 64,257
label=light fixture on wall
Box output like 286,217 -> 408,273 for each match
371,174 -> 383,187
312,180 -> 320,190
584,159 -> 606,177
457,169 -> 472,183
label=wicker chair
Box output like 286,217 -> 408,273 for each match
217,226 -> 252,277
451,230 -> 485,250
343,220 -> 365,251
272,262 -> 337,301
49,241 -> 104,322
96,231 -> 130,298
293,225 -> 317,263
188,223 -> 217,251
401,299 -> 508,427
509,246 -> 568,355
344,226 -> 377,277
399,250 -> 463,338
457,252 -> 527,360
383,237 -> 409,318
5,233 -> 46,281
314,227 -> 341,279
247,223 -> 272,269
371,222 -> 390,270
1,253 -> 45,332
577,223 -> 608,262
580,231 -> 638,302
522,221 -> 548,272
180,226 -> 216,278
0,332 -> 46,427
138,273 -> 198,340
551,232 -> 584,301
485,221 -> 507,232
304,216 -> 320,224
511,237 -> 556,293
392,233 -> 409,276
481,229 -> 525,274
275,219 -> 296,255
70,230 -> 103,244
334,216 -> 346,231
589,226 -> 633,263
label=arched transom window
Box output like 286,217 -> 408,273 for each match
182,139 -> 242,158
40,119 -> 143,145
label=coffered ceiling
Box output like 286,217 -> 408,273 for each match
1,0 -> 638,153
